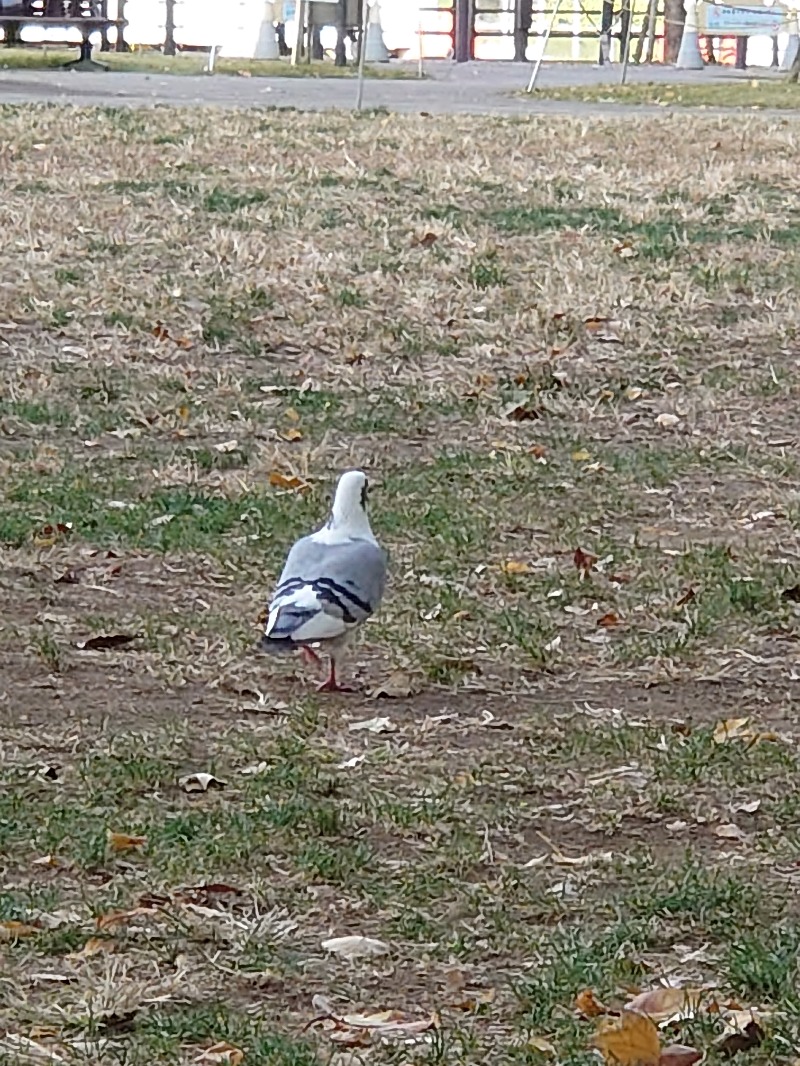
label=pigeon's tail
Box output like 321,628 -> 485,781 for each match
258,633 -> 300,655
261,581 -> 355,650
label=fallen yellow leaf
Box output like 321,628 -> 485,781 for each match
268,471 -> 310,493
502,560 -> 532,575
281,428 -> 304,442
575,988 -> 608,1018
107,830 -> 147,853
712,717 -> 776,746
571,449 -> 592,462
95,906 -> 156,930
68,936 -> 113,960
594,1009 -> 661,1066
195,1043 -> 244,1066
0,919 -> 40,940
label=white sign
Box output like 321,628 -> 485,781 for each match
699,2 -> 788,34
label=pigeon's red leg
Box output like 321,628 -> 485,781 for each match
301,646 -> 322,666
317,658 -> 355,693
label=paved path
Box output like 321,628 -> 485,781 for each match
0,59 -> 794,118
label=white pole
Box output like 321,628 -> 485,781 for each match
526,0 -> 563,92
417,8 -> 424,78
356,0 -> 370,111
675,0 -> 705,68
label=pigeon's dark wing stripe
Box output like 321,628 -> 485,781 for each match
314,577 -> 373,616
268,605 -> 319,638
273,576 -> 372,618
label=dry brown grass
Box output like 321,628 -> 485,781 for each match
1,103 -> 800,1065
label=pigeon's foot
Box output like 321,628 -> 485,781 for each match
316,659 -> 355,693
301,645 -> 322,666
317,677 -> 356,693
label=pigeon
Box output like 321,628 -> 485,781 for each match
260,469 -> 387,692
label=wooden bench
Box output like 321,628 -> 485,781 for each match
0,1 -> 126,70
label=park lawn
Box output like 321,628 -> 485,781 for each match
525,76 -> 800,109
1,102 -> 800,1064
0,45 -> 414,77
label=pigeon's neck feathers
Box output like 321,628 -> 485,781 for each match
312,470 -> 376,546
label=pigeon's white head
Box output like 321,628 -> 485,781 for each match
325,469 -> 375,541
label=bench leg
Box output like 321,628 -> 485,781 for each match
63,34 -> 109,71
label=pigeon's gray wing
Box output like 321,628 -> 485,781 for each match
263,536 -> 387,647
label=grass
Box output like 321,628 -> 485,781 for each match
0,44 -> 415,78
1,101 -> 800,1065
525,76 -> 800,108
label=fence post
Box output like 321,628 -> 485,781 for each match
454,0 -> 472,61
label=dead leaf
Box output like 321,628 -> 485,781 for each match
33,521 -> 72,548
503,395 -> 540,422
597,612 -> 620,628
614,240 -> 638,259
281,428 -> 304,442
106,830 -> 147,853
714,823 -> 747,843
95,906 -> 154,930
659,1046 -> 702,1066
68,936 -> 114,960
594,1009 -> 661,1065
213,439 -> 239,453
268,471 -> 310,493
179,772 -> 226,793
713,717 -> 752,743
152,321 -> 170,340
717,1020 -> 763,1057
348,716 -> 397,734
712,718 -> 776,746
624,986 -> 703,1024
655,412 -> 681,428
502,560 -> 532,575
571,449 -> 592,462
339,1010 -> 438,1038
195,1043 -> 244,1066
55,569 -> 81,585
321,935 -> 389,960
527,1035 -> 557,1055
0,919 -> 40,940
574,547 -> 598,573
575,988 -> 608,1018
449,987 -> 496,1011
675,587 -> 696,608
413,232 -> 438,248
74,633 -> 139,651
367,672 -> 416,699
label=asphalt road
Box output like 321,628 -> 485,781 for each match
0,58 -> 795,118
